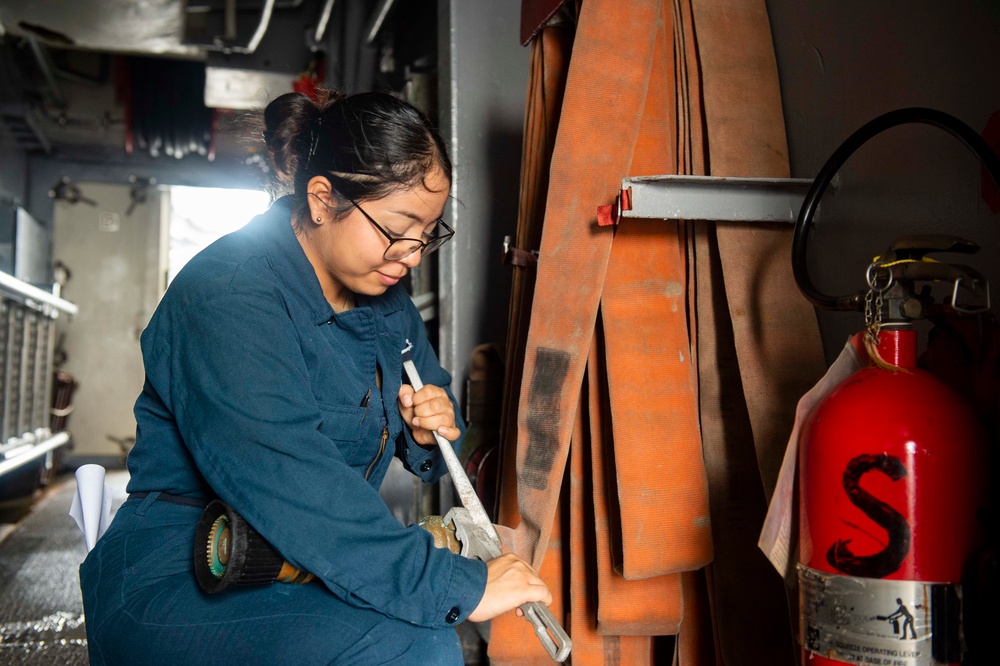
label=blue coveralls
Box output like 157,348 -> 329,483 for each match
79,197 -> 488,665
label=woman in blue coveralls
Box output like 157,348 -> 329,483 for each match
79,89 -> 552,664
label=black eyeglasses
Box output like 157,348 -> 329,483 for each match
347,197 -> 454,261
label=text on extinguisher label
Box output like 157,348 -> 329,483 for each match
799,565 -> 952,666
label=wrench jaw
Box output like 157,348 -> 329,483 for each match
445,507 -> 502,560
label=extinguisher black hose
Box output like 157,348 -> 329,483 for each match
792,107 -> 1000,311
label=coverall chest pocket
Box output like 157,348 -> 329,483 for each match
316,402 -> 376,468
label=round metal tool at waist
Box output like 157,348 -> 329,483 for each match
194,499 -> 314,594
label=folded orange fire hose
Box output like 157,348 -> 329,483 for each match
600,0 -> 711,583
572,347 -> 656,663
675,569 -> 720,665
499,0 -> 661,582
491,10 -> 573,663
491,0 -> 826,663
494,0 -> 664,660
588,321 -> 683,637
690,0 -> 827,662
496,11 -> 573,528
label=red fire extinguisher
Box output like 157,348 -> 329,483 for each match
791,109 -> 1000,665
799,324 -> 989,665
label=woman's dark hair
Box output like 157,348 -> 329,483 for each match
258,88 -> 452,225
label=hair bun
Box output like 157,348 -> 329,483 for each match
261,91 -> 329,185
313,88 -> 347,110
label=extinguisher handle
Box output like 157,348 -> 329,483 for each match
792,107 -> 1000,312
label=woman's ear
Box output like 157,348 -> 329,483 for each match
306,176 -> 335,225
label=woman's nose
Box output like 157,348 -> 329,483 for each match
399,249 -> 423,268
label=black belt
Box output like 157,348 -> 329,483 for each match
128,491 -> 211,508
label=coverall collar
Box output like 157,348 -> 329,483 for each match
254,196 -> 406,326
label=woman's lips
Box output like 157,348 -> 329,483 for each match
377,271 -> 403,286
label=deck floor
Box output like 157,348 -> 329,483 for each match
0,469 -> 129,665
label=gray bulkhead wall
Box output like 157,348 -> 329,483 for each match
767,0 -> 1000,362
0,123 -> 27,204
436,0 -> 529,407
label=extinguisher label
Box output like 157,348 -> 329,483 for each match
799,565 -> 953,666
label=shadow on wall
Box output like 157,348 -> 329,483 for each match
479,122 -> 526,348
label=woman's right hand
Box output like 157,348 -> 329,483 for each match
467,553 -> 553,622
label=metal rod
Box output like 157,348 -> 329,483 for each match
224,0 -> 238,40
314,0 -> 337,43
400,344 -> 493,533
0,271 -> 78,316
244,0 -> 276,53
0,431 -> 69,477
1,299 -> 13,442
365,0 -> 396,45
26,37 -> 66,108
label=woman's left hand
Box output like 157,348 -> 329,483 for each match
397,384 -> 460,446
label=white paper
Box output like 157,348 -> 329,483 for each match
69,464 -> 112,552
758,335 -> 866,581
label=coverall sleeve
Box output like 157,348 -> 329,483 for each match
146,277 -> 486,628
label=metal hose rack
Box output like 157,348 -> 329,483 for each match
0,270 -> 78,482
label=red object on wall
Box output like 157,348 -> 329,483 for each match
293,56 -> 326,101
798,328 -> 990,665
982,111 -> 1000,212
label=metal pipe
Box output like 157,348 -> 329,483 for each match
365,0 -> 396,45
244,0 -> 276,53
0,271 -> 78,316
1,299 -> 13,443
21,106 -> 53,156
0,431 -> 69,477
26,37 -> 66,108
224,0 -> 238,40
314,0 -> 337,43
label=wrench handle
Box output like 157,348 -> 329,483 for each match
521,601 -> 572,662
401,346 -> 493,530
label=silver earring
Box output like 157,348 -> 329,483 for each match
316,216 -> 322,223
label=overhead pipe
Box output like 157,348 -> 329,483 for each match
365,0 -> 396,45
242,0 -> 276,53
313,0 -> 336,44
26,37 -> 66,108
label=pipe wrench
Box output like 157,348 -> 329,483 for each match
402,342 -> 571,662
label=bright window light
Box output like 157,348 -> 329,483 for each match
167,186 -> 270,284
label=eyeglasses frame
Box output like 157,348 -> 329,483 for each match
345,196 -> 454,261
